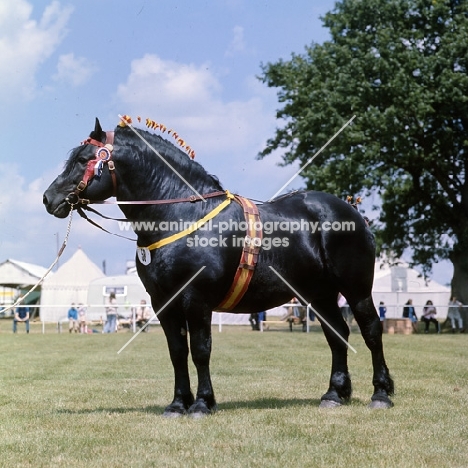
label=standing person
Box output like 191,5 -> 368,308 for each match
447,296 -> 463,333
378,301 -> 387,322
67,303 -> 78,333
78,303 -> 87,334
103,292 -> 117,333
421,300 -> 440,334
135,299 -> 152,332
402,299 -> 418,333
249,313 -> 259,330
13,299 -> 30,334
257,310 -> 266,329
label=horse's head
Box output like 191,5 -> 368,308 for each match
43,118 -> 117,218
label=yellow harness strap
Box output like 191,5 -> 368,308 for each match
139,190 -> 235,251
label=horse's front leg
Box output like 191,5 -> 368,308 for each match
159,310 -> 194,417
186,313 -> 217,418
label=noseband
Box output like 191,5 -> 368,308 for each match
66,131 -> 116,206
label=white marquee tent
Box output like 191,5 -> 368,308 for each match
0,259 -> 49,307
87,274 -> 151,321
40,248 -> 105,322
372,260 -> 451,319
0,259 -> 49,288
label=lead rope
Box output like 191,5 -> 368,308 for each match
2,210 -> 74,314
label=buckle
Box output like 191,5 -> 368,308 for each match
76,181 -> 87,191
66,192 -> 79,205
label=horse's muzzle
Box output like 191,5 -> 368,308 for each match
43,192 -> 71,218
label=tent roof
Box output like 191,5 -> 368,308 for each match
42,248 -> 104,287
373,260 -> 450,293
89,275 -> 144,286
0,259 -> 49,288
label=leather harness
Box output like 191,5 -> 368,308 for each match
215,195 -> 262,311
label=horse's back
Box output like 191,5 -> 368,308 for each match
245,191 -> 375,308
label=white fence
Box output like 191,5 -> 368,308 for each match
2,303 -> 251,333
4,302 -> 467,334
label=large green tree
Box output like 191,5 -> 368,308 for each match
259,0 -> 468,302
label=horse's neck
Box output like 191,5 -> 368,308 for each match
114,143 -> 222,221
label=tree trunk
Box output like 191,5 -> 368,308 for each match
450,245 -> 468,325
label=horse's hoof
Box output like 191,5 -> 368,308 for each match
188,401 -> 217,418
368,399 -> 393,409
319,400 -> 342,408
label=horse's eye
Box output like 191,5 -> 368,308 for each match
77,152 -> 93,164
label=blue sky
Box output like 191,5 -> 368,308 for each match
0,0 -> 452,284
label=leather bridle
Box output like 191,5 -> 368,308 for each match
66,131 -> 116,206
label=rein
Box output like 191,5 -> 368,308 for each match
75,190 -> 231,242
79,190 -> 228,207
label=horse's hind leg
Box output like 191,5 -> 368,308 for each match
350,296 -> 394,408
311,294 -> 352,407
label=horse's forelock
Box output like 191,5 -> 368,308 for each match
63,144 -> 88,172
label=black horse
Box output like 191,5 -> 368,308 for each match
43,118 -> 394,417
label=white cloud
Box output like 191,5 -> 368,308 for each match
117,54 -> 220,116
53,52 -> 97,87
115,53 -> 304,200
225,25 -> 246,57
116,54 -> 271,152
0,0 -> 73,101
0,163 -> 61,263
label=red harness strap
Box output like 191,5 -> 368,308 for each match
215,196 -> 262,312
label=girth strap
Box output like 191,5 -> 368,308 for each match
215,196 -> 262,312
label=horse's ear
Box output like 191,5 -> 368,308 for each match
89,117 -> 105,142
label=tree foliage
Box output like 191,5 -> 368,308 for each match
259,0 -> 468,297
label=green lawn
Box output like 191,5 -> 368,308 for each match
0,322 -> 467,467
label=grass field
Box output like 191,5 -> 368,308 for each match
1,321 -> 467,468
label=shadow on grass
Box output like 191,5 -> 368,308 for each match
56,405 -> 166,415
56,397 -> 325,416
219,397 -> 323,411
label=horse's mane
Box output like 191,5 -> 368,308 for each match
115,125 -> 224,193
